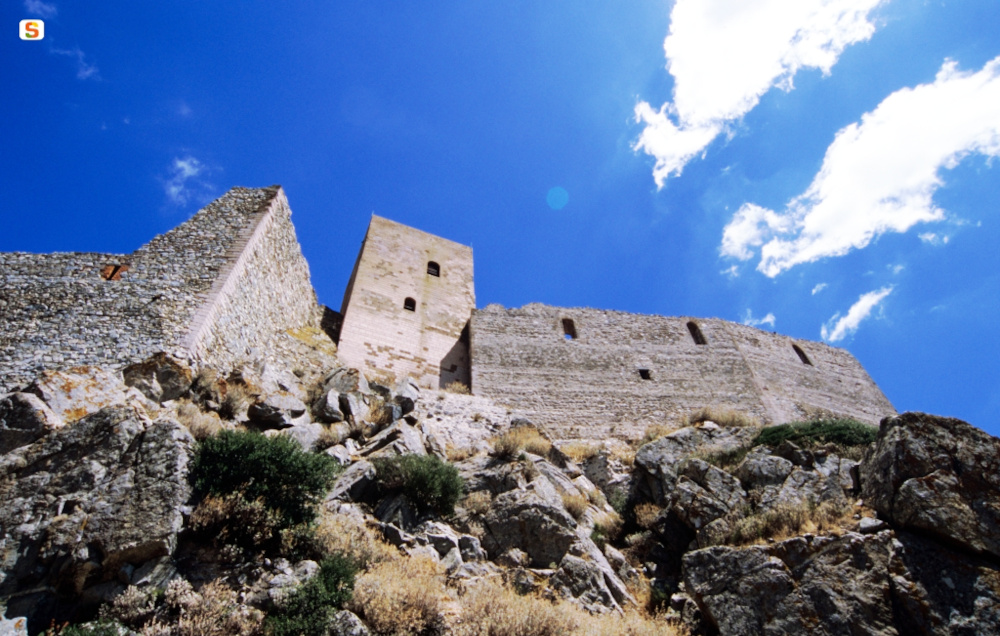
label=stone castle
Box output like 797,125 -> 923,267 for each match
0,186 -> 895,440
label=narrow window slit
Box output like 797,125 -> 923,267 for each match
403,297 -> 416,311
793,344 -> 813,366
562,318 -> 577,340
427,261 -> 440,277
638,369 -> 652,380
687,321 -> 707,345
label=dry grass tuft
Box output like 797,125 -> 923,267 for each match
462,490 -> 493,516
446,444 -> 477,462
688,406 -> 761,429
720,500 -> 852,546
174,401 -> 223,440
349,555 -> 447,636
560,441 -> 602,463
313,511 -> 399,567
634,503 -> 664,531
638,423 -> 678,447
101,579 -> 262,636
452,578 -> 682,636
366,395 -> 393,427
218,382 -> 254,421
561,493 -> 590,520
490,425 -> 552,459
444,381 -> 471,395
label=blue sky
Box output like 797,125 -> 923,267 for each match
3,1 -> 999,436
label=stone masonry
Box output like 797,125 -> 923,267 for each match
0,186 -> 320,393
470,304 -> 896,441
337,215 -> 475,390
2,187 -> 895,442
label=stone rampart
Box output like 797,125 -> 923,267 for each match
0,187 -> 320,392
469,303 -> 895,441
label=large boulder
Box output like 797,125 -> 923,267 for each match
0,405 -> 194,630
861,412 -> 1000,559
633,425 -> 758,507
0,393 -> 63,454
25,367 -> 146,423
482,490 -> 578,567
122,353 -> 193,404
247,393 -> 309,429
683,532 -> 897,636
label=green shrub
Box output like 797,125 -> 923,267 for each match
373,455 -> 464,516
191,431 -> 341,529
754,419 -> 877,449
266,555 -> 357,636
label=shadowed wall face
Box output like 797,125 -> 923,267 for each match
337,216 -> 475,389
0,187 -> 320,391
470,304 -> 896,442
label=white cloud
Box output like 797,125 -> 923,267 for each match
634,0 -> 884,186
724,57 -> 1000,276
919,232 -> 950,245
743,310 -> 776,328
811,282 -> 828,295
51,47 -> 99,80
24,0 -> 57,18
163,156 -> 211,205
821,286 -> 892,342
889,263 -> 905,274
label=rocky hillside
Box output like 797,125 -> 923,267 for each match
1,343 -> 998,635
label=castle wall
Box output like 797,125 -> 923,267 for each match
469,304 -> 895,441
0,187 -> 320,392
337,215 -> 475,389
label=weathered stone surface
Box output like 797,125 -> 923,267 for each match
550,554 -> 620,613
268,422 -> 325,452
359,422 -> 427,457
326,460 -> 376,504
25,367 -> 144,423
861,412 -> 1000,559
482,490 -> 578,568
734,447 -> 794,489
683,532 -> 897,636
122,353 -> 193,404
338,392 -> 370,423
671,458 -> 746,532
313,389 -> 345,423
247,393 -> 309,429
634,425 -> 758,507
0,405 -> 193,629
0,393 -> 63,454
0,615 -> 28,636
329,609 -> 371,636
888,531 -> 1000,635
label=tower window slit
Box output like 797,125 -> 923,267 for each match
403,297 -> 416,311
687,321 -> 707,345
562,318 -> 577,340
793,344 -> 813,366
427,261 -> 440,277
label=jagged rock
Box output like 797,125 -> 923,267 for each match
765,466 -> 847,511
324,368 -> 370,395
338,392 -> 370,423
326,460 -> 376,503
325,444 -> 353,466
393,377 -> 420,415
375,493 -> 423,531
0,393 -> 63,454
122,353 -> 193,404
859,517 -> 887,534
861,412 -> 1000,560
0,406 -> 193,629
313,389 -> 345,423
671,458 -> 746,532
25,367 -> 147,423
580,451 -> 631,497
813,449 -> 860,493
482,490 -> 578,568
773,440 -> 815,469
496,548 -> 531,568
550,554 -> 620,613
566,538 -> 635,608
633,425 -> 758,507
888,531 -> 1000,635
733,447 -> 794,489
329,609 -> 370,636
441,547 -> 464,575
359,421 -> 426,457
257,364 -> 307,402
267,422 -> 325,452
682,532 -> 896,636
247,392 -> 309,429
459,535 -> 487,562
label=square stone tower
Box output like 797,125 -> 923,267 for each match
337,215 -> 475,389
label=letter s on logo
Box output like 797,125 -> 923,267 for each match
26,22 -> 39,38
